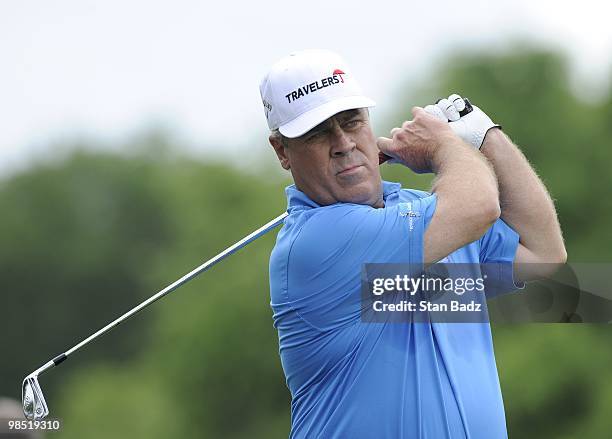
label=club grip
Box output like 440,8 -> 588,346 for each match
459,97 -> 473,117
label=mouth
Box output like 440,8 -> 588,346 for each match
337,164 -> 364,176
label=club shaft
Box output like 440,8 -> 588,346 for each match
37,212 -> 287,375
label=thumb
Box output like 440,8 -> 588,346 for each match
376,136 -> 393,152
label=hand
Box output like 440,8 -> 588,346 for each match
376,106 -> 459,173
424,94 -> 500,149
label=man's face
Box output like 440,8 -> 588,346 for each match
270,108 -> 383,208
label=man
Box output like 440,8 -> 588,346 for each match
260,49 -> 566,438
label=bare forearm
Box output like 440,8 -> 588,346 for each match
481,129 -> 566,263
377,107 -> 501,263
424,140 -> 500,262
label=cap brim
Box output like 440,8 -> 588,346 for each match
279,96 -> 376,138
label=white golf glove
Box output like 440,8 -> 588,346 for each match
424,94 -> 500,149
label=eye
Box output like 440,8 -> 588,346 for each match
305,131 -> 325,142
345,117 -> 366,128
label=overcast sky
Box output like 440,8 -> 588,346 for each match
1,1 -> 610,176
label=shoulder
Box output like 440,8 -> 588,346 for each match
277,202 -> 397,274
289,204 -> 377,257
271,204 -> 365,256
268,205 -> 371,295
399,188 -> 432,200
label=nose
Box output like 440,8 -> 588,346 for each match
329,126 -> 355,158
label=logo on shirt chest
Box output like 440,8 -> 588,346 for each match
398,202 -> 421,231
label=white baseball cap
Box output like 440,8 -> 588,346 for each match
259,49 -> 376,138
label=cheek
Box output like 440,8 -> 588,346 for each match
359,132 -> 380,161
289,148 -> 330,179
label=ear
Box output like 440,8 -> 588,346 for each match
269,134 -> 291,170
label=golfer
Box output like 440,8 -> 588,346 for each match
261,49 -> 566,438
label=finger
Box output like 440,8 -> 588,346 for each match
390,127 -> 402,136
436,98 -> 460,122
376,136 -> 393,152
424,104 -> 447,121
448,93 -> 466,112
401,120 -> 414,129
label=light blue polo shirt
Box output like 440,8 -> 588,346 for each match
269,180 -> 520,439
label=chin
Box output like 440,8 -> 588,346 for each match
337,181 -> 381,206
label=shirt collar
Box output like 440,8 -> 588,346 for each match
286,180 -> 402,213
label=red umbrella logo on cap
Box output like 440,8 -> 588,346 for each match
333,69 -> 345,83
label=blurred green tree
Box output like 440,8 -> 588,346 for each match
0,147 -> 172,399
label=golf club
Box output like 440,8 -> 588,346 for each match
22,211 -> 288,421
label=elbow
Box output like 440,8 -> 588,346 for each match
458,196 -> 500,244
472,196 -> 501,235
550,245 -> 568,265
484,198 -> 502,226
530,245 -> 568,280
526,241 -> 567,278
535,234 -> 568,265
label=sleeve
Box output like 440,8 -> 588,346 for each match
479,218 -> 520,263
286,195 -> 438,330
479,218 -> 524,297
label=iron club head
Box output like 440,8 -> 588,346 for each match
22,374 -> 49,420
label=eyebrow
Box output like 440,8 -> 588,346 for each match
336,109 -> 363,121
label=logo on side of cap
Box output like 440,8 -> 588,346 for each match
262,99 -> 272,119
285,69 -> 347,104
